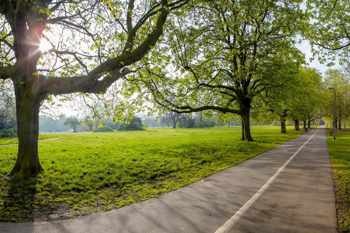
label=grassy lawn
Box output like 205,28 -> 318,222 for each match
327,130 -> 350,233
0,126 -> 305,222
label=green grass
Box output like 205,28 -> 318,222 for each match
0,126 -> 305,222
327,130 -> 350,232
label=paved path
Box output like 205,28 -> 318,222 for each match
0,138 -> 61,147
0,128 -> 337,233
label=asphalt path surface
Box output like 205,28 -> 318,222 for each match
0,127 -> 337,233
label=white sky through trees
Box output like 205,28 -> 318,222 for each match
296,40 -> 341,74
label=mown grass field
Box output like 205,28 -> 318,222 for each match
0,126 -> 305,222
327,130 -> 350,232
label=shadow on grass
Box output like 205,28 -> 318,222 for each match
0,176 -> 38,223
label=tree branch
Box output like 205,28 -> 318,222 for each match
0,66 -> 15,80
156,96 -> 241,115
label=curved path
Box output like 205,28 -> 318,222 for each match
0,127 -> 337,233
0,138 -> 62,147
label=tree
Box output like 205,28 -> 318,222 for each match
177,113 -> 195,128
288,67 -> 324,130
0,0 -> 188,178
254,63 -> 303,134
306,0 -> 350,65
117,115 -> 143,131
39,115 -> 69,132
323,69 -> 350,130
63,117 -> 80,132
141,0 -> 305,141
162,111 -> 180,128
252,66 -> 324,133
0,80 -> 16,130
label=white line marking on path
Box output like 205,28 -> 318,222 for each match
215,129 -> 320,233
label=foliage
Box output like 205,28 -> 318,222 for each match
161,111 -> 181,128
289,67 -> 325,123
327,131 -> 350,232
0,79 -> 16,130
105,119 -> 121,130
64,117 -> 81,132
139,0 -> 306,141
0,127 -> 305,222
306,0 -> 350,65
39,116 -> 70,132
177,113 -> 215,128
196,121 -> 215,128
94,126 -> 114,132
323,69 -> 350,129
177,114 -> 196,128
253,57 -> 304,132
117,116 -> 143,131
0,127 -> 17,139
254,66 -> 324,132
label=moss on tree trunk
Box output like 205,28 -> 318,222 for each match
10,84 -> 43,178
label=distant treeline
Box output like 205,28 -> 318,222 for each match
0,111 -> 17,138
0,112 -> 239,138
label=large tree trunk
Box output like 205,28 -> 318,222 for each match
281,120 -> 287,133
303,120 -> 307,129
308,117 -> 311,128
294,119 -> 300,130
10,85 -> 43,178
240,108 -> 253,141
172,119 -> 176,128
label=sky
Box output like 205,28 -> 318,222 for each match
296,39 -> 341,75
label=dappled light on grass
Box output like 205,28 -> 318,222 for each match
0,177 -> 38,222
0,127 -> 305,222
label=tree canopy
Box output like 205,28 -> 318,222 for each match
0,0 -> 188,178
323,69 -> 350,129
306,0 -> 350,64
139,0 -> 306,141
64,116 -> 80,132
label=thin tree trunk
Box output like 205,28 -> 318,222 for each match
10,85 -> 43,178
281,120 -> 287,133
294,119 -> 300,130
303,120 -> 307,129
339,118 -> 342,130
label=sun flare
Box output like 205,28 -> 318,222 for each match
39,39 -> 52,52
